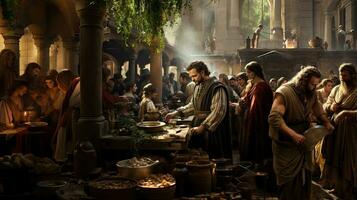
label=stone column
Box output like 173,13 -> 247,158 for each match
352,0 -> 357,49
33,35 -> 51,74
150,49 -> 162,103
75,0 -> 108,141
272,0 -> 283,40
2,33 -> 21,75
324,12 -> 333,50
229,0 -> 240,27
128,52 -> 137,83
63,37 -> 80,74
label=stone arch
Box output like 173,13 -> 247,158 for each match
17,0 -> 76,38
19,27 -> 37,75
0,35 -> 4,52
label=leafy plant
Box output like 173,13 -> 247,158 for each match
95,0 -> 192,50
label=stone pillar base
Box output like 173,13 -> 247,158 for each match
76,117 -> 108,165
77,116 -> 108,142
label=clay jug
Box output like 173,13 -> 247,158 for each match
172,162 -> 188,197
186,160 -> 216,195
73,141 -> 97,178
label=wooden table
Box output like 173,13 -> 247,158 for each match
100,127 -> 190,151
0,126 -> 51,156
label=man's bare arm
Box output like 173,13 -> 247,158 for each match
269,94 -> 305,144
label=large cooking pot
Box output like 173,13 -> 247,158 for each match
87,178 -> 137,200
137,174 -> 176,200
116,157 -> 159,180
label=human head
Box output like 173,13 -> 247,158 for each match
179,72 -> 191,85
143,83 -> 156,98
187,61 -> 210,84
56,70 -> 75,92
229,76 -> 237,87
45,75 -> 58,89
236,72 -> 248,87
0,49 -> 16,70
218,73 -> 229,86
269,78 -> 277,89
25,63 -> 41,78
339,63 -> 357,87
318,78 -> 333,93
8,80 -> 28,97
289,66 -> 321,96
244,61 -> 265,80
277,77 -> 288,87
125,82 -> 137,93
25,62 -> 41,78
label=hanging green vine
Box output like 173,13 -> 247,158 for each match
105,0 -> 192,50
1,0 -> 193,50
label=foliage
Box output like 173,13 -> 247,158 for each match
0,0 -> 19,27
1,0 -> 191,50
111,113 -> 149,156
240,0 -> 270,39
103,0 -> 192,50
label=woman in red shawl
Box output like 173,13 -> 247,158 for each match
237,61 -> 273,164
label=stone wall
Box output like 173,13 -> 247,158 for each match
238,48 -> 357,80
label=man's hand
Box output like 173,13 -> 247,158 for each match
291,131 -> 305,145
191,125 -> 206,135
323,121 -> 335,133
330,103 -> 340,112
164,112 -> 177,123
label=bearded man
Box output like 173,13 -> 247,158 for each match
268,66 -> 334,200
323,63 -> 357,199
165,61 -> 232,159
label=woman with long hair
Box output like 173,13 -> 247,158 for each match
0,80 -> 28,130
237,61 -> 273,164
0,49 -> 18,98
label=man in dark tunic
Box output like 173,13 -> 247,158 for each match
165,61 -> 232,159
268,66 -> 334,200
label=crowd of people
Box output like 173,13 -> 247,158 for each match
0,47 -> 356,199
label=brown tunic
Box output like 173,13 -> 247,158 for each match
269,84 -> 322,200
323,85 -> 357,197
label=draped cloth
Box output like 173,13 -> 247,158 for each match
177,78 -> 232,159
0,100 -> 14,128
239,81 -> 273,163
323,85 -> 357,198
138,97 -> 160,121
53,78 -> 80,162
269,84 -> 320,200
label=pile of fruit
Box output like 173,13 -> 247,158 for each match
138,174 -> 175,188
0,153 -> 60,174
89,179 -> 136,190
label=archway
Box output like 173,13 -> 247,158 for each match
19,28 -> 37,75
240,0 -> 271,39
